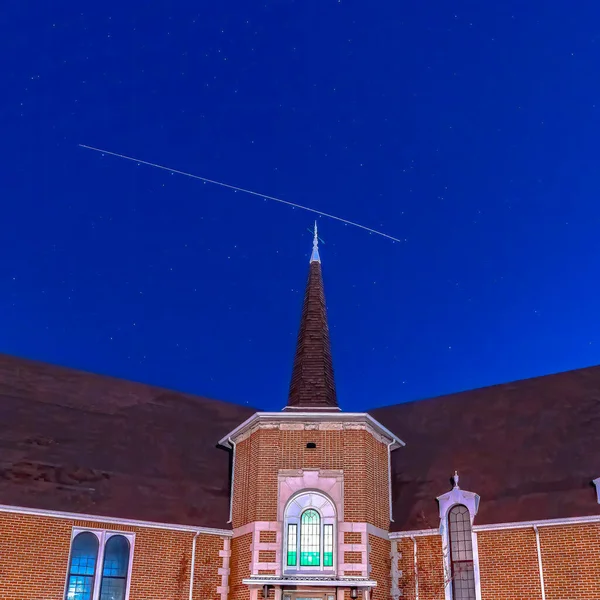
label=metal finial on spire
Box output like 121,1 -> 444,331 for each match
452,471 -> 460,489
310,220 -> 321,263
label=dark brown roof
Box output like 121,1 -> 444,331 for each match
286,259 -> 338,410
371,365 -> 600,531
2,349 -> 600,533
0,353 -> 254,529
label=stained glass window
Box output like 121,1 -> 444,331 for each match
323,524 -> 333,567
65,532 -> 99,600
99,535 -> 130,600
287,524 -> 298,566
449,505 -> 476,600
299,509 -> 321,566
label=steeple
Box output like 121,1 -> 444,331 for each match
285,223 -> 339,411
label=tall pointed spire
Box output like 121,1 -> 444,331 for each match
285,223 -> 338,411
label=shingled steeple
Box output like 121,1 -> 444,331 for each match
285,223 -> 339,411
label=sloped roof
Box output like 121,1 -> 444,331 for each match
371,365 -> 600,531
0,353 -> 254,529
2,351 -> 599,533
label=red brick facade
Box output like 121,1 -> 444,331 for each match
231,426 -> 390,530
392,520 -> 600,600
0,510 -> 227,600
5,407 -> 600,600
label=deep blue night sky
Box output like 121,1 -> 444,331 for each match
3,1 -> 600,411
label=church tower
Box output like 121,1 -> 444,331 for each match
219,226 -> 403,600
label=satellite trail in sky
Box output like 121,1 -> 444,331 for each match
79,144 -> 401,243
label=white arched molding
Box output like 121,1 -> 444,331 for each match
593,477 -> 600,504
277,469 -> 344,521
436,473 -> 482,600
283,490 -> 337,575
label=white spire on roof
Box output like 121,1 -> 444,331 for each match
310,220 -> 321,263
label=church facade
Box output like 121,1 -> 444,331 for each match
1,232 -> 599,600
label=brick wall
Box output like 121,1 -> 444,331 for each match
539,523 -> 600,600
393,522 -> 600,600
0,511 -> 226,600
368,534 -> 391,600
478,528 -> 542,600
232,424 -> 390,530
229,532 -> 252,600
0,512 -> 72,600
396,535 -> 445,600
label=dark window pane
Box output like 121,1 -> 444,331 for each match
99,577 -> 126,600
99,535 -> 130,600
448,505 -> 476,600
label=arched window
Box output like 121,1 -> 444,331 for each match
448,505 -> 476,600
66,531 -> 99,600
284,492 -> 335,572
99,535 -> 130,600
300,509 -> 321,566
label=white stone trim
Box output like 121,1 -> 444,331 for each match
339,522 -> 368,577
278,470 -> 344,521
241,521 -> 283,576
389,528 -> 439,539
243,576 -> 377,587
366,522 -> 391,540
593,477 -> 600,504
232,521 -> 257,538
216,537 -> 231,600
411,536 -> 418,600
65,527 -> 135,600
473,513 -> 600,532
218,412 -> 404,449
390,512 -> 600,539
390,540 -> 401,600
437,484 -> 480,522
0,503 -> 231,537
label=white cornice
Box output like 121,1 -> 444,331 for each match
389,512 -> 600,538
389,528 -> 439,539
0,504 -> 231,537
218,412 -> 405,449
243,576 -> 377,588
473,513 -> 600,532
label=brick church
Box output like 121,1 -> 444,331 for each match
1,231 -> 600,600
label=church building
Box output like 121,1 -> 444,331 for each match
1,230 -> 599,600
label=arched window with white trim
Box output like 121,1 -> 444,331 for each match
65,529 -> 134,600
284,491 -> 336,573
437,472 -> 481,600
66,531 -> 99,600
99,535 -> 131,600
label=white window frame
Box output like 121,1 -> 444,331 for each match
283,491 -> 336,576
64,527 -> 135,600
593,477 -> 600,504
437,475 -> 481,600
